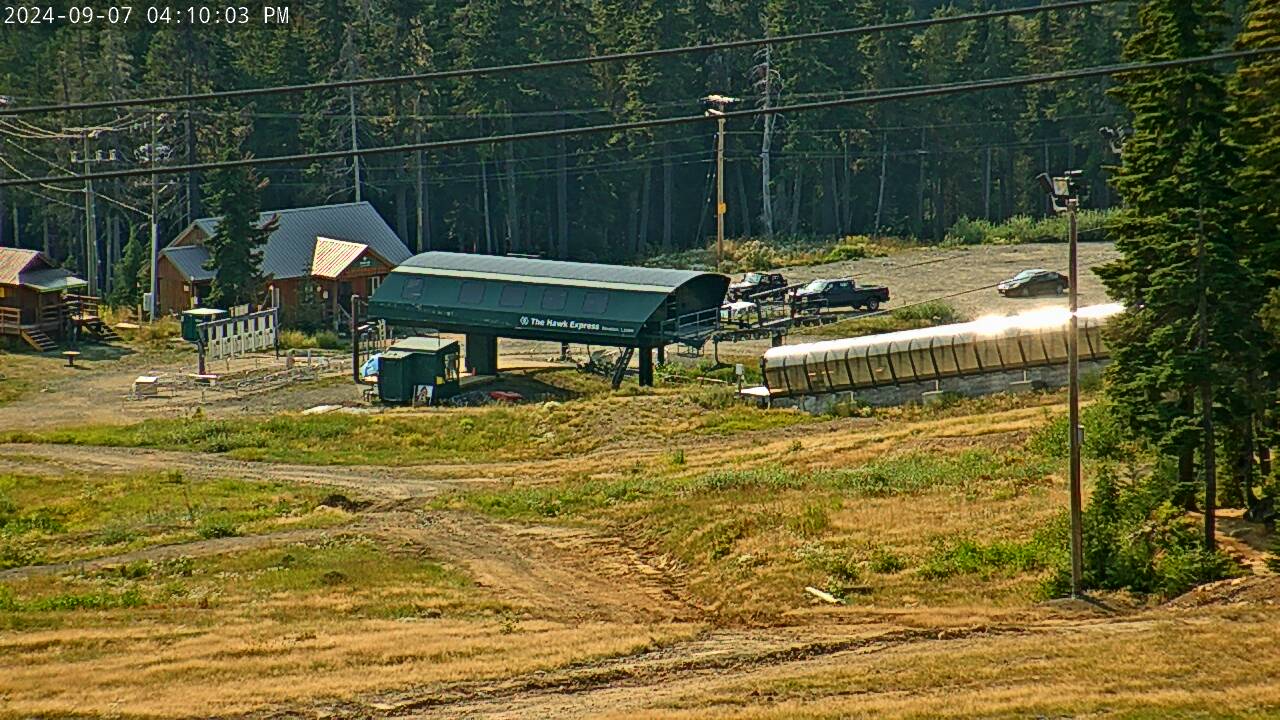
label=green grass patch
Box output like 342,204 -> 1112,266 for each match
694,405 -> 812,435
0,537 -> 502,626
944,209 -> 1115,246
2,408 -> 548,465
445,449 -> 1054,522
801,301 -> 965,340
0,471 -> 350,567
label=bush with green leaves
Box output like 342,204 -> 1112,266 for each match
1044,466 -> 1241,598
943,209 -> 1115,246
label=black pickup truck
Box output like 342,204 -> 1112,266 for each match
727,271 -> 789,301
789,277 -> 890,313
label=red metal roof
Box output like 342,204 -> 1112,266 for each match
0,248 -> 46,286
311,237 -> 385,279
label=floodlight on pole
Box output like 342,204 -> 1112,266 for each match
703,95 -> 740,270
1039,169 -> 1085,599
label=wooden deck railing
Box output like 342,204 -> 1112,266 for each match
0,306 -> 19,336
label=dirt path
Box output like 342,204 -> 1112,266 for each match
0,443 -> 466,499
311,617 -> 1161,720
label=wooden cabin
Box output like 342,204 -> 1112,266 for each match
0,248 -> 92,351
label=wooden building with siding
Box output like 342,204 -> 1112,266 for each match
156,202 -> 411,327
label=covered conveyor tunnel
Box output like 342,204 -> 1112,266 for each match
367,252 -> 729,384
758,303 -> 1123,399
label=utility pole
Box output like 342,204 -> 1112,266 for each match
753,47 -> 777,238
149,113 -> 160,319
1038,170 -> 1084,597
1066,194 -> 1083,596
414,94 -> 428,253
703,94 -> 739,269
349,88 -> 362,203
68,126 -> 116,297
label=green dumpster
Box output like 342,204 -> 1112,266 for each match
377,337 -> 461,405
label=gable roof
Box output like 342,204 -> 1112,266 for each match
0,248 -> 87,291
0,248 -> 45,285
394,252 -> 720,294
311,237 -> 389,279
160,245 -> 215,282
177,202 -> 411,281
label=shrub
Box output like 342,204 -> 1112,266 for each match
197,516 -> 241,539
1042,466 -> 1241,598
279,329 -> 343,350
1026,400 -> 1130,462
943,210 -> 1115,246
868,548 -> 906,574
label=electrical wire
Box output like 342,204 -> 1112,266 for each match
0,0 -> 1125,117
3,47 -> 1270,190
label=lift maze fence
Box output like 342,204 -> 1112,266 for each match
199,307 -> 281,360
750,304 -> 1122,410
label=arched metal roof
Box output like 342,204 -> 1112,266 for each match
761,303 -> 1124,397
369,252 -> 729,347
394,251 -> 719,293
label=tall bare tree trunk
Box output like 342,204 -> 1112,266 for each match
788,166 -> 803,236
480,158 -> 493,255
504,118 -> 519,252
735,162 -> 751,238
662,148 -> 673,251
638,163 -> 652,254
556,117 -> 569,259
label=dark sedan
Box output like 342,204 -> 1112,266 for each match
997,269 -> 1068,297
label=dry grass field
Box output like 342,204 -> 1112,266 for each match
1,358 -> 1277,719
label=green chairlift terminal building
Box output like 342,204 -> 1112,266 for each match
368,252 -> 729,385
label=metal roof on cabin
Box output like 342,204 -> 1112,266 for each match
0,248 -> 44,285
311,237 -> 378,279
395,252 -> 720,293
183,202 -> 411,280
161,245 -> 215,281
18,268 -> 88,292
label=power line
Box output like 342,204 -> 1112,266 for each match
0,0 -> 1124,118
2,47 -> 1273,190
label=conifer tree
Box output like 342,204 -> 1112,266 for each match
1097,0 -> 1256,539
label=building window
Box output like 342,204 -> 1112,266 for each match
582,291 -> 608,314
541,287 -> 567,311
499,284 -> 527,308
458,280 -> 486,305
402,276 -> 425,300
369,275 -> 382,295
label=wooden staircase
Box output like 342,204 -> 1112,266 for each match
65,294 -> 120,342
20,327 -> 56,352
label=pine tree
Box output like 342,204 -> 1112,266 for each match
108,227 -> 149,309
1096,0 -> 1257,540
201,114 -> 277,309
1229,0 -> 1280,504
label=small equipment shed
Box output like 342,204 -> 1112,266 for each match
377,336 -> 461,405
368,252 -> 729,385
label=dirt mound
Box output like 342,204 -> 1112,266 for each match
1169,575 -> 1280,609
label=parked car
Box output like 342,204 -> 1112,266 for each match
728,271 -> 788,300
997,269 -> 1068,297
789,277 -> 890,313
